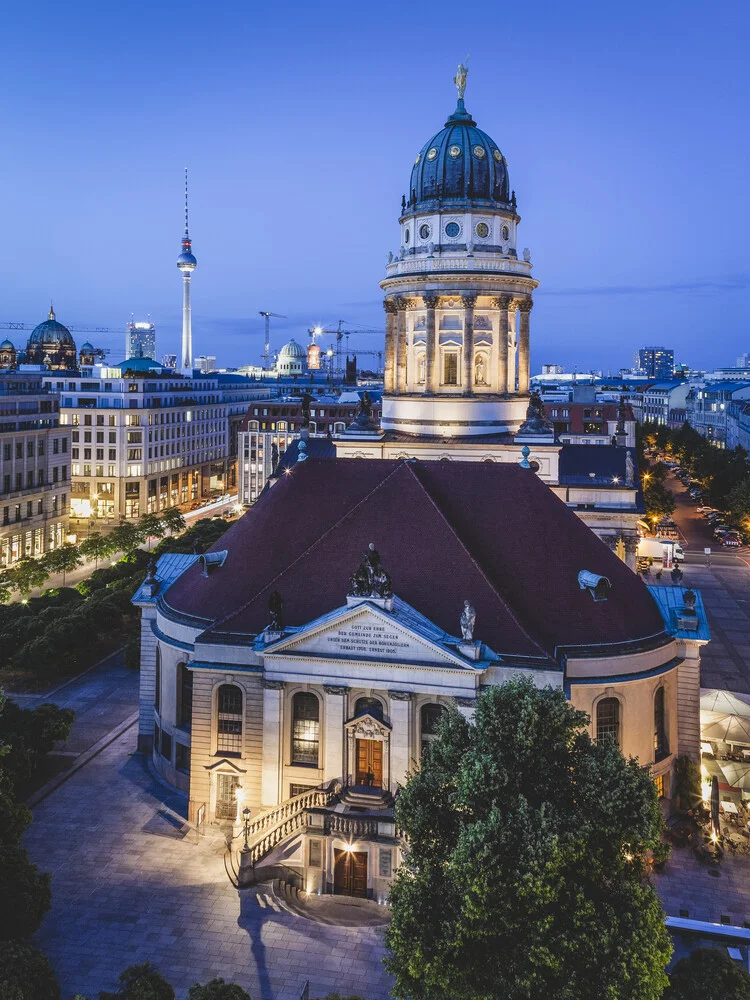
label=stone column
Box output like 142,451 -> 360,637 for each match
623,534 -> 640,571
388,691 -> 413,790
517,298 -> 532,394
261,680 -> 285,808
494,295 -> 512,393
323,685 -> 347,784
395,298 -> 408,393
461,294 -> 477,395
423,294 -> 439,394
383,299 -> 397,394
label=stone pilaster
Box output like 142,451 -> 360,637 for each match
323,684 -> 347,783
388,690 -> 413,790
623,533 -> 640,570
138,610 -> 157,752
494,295 -> 512,393
261,679 -> 285,808
517,298 -> 532,394
395,298 -> 408,393
383,299 -> 397,394
462,294 -> 477,395
423,294 -> 439,394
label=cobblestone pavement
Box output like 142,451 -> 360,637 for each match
24,730 -> 393,1000
654,843 -> 750,926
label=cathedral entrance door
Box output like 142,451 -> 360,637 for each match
333,848 -> 368,898
215,773 -> 240,821
356,739 -> 383,788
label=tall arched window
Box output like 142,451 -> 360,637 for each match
654,687 -> 668,761
292,692 -> 320,766
177,663 -> 193,729
596,698 -> 620,746
421,703 -> 446,758
154,647 -> 161,712
216,684 -> 243,756
354,697 -> 383,721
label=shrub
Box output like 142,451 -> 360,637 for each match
0,939 -> 61,999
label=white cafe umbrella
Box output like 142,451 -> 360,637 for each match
701,713 -> 750,746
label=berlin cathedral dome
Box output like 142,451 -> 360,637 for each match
25,307 -> 78,369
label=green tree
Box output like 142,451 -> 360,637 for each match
0,843 -> 52,940
727,476 -> 750,530
385,678 -> 671,1000
0,699 -> 74,794
664,946 -> 750,999
108,522 -> 143,556
138,514 -> 165,550
9,557 -> 50,596
79,533 -> 111,569
0,572 -> 14,604
42,544 -> 83,586
161,506 -> 186,534
0,939 -> 61,999
187,980 -> 251,999
643,477 -> 676,521
98,962 -> 174,1000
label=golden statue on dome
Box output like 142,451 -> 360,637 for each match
454,59 -> 469,100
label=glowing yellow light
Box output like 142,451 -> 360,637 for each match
624,852 -> 633,861
235,786 -> 244,803
711,830 -> 718,843
344,843 -> 356,853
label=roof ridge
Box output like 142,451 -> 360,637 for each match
208,462 -> 412,634
403,462 -> 550,659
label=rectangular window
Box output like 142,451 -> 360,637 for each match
289,783 -> 315,798
217,686 -> 243,756
154,724 -> 160,750
443,353 -> 458,385
654,774 -> 665,798
160,730 -> 172,762
308,839 -> 322,868
379,848 -> 393,879
175,743 -> 190,774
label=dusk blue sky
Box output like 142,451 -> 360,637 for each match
1,1 -> 748,373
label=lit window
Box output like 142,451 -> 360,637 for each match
596,698 -> 620,745
292,692 -> 320,765
216,684 -> 243,756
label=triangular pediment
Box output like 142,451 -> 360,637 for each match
204,758 -> 247,773
262,598 -> 474,669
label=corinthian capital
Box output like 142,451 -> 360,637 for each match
517,298 -> 533,313
492,295 -> 513,310
423,294 -> 440,310
461,294 -> 477,309
383,299 -> 398,315
395,297 -> 409,312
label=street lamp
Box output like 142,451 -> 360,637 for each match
242,806 -> 251,850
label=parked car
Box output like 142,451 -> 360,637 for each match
723,536 -> 742,547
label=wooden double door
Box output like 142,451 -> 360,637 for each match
333,848 -> 368,897
356,738 -> 383,788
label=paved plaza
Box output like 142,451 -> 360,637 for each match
24,728 -> 393,1000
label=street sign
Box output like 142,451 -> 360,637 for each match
704,548 -> 712,555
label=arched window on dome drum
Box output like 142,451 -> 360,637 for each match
177,663 -> 192,729
354,697 -> 383,721
154,647 -> 161,713
596,698 -> 620,746
654,687 -> 668,762
421,703 -> 447,759
292,693 -> 320,766
216,684 -> 243,757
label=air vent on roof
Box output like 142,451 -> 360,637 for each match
199,550 -> 228,578
578,570 -> 611,602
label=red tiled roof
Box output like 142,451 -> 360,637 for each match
163,459 -> 667,659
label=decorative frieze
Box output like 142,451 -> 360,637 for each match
262,679 -> 286,690
323,684 -> 348,695
388,690 -> 413,701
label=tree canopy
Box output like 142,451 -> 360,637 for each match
187,979 -> 252,999
385,677 -> 671,1000
98,962 -> 174,1000
664,946 -> 750,999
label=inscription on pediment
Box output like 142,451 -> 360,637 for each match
325,621 -> 411,657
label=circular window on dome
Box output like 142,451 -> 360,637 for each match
419,224 -> 431,241
493,149 -> 503,162
414,153 -> 421,165
404,228 -> 410,244
445,222 -> 460,239
448,145 -> 462,158
502,225 -> 510,241
473,145 -> 486,159
475,222 -> 489,238
426,147 -> 438,161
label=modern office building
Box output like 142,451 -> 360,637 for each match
637,346 -> 674,379
0,371 -> 70,566
126,320 -> 157,361
194,355 -> 217,374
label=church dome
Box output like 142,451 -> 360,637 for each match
80,341 -> 94,352
278,339 -> 306,360
0,339 -> 15,351
405,99 -> 512,215
28,308 -> 75,348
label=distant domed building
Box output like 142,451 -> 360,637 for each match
275,339 -> 307,376
25,307 -> 77,369
0,338 -> 16,369
79,341 -> 95,366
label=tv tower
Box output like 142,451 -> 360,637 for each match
176,168 -> 197,370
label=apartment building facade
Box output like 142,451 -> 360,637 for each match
0,371 -> 70,566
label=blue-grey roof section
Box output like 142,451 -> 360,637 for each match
700,381 -> 750,393
559,444 -> 636,485
647,586 -> 711,641
132,553 -> 200,604
273,438 -> 336,477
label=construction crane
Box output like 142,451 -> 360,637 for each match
0,321 -> 119,334
332,320 -> 383,374
258,311 -> 287,370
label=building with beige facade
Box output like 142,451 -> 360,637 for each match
0,371 -> 70,566
134,459 -> 707,899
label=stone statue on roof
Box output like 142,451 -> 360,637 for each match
516,389 -> 554,437
460,600 -> 476,642
300,392 -> 312,430
349,542 -> 393,599
348,391 -> 376,433
625,450 -> 635,486
268,590 -> 284,631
